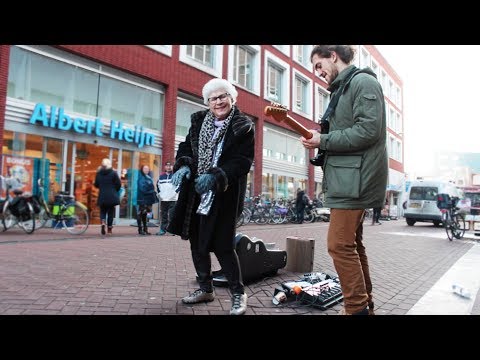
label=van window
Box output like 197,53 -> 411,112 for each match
465,192 -> 480,207
410,186 -> 438,201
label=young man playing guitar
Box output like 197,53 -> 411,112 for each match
298,45 -> 388,315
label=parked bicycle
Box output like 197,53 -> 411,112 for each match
0,175 -> 36,234
35,179 -> 90,235
437,193 -> 465,241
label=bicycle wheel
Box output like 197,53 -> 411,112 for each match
2,203 -> 17,231
444,212 -> 454,241
254,209 -> 268,224
62,202 -> 89,235
452,214 -> 466,239
17,202 -> 35,234
304,210 -> 315,223
242,208 -> 252,224
35,206 -> 50,229
235,212 -> 244,228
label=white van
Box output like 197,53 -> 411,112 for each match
404,180 -> 462,227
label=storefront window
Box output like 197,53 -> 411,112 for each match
286,137 -> 307,165
130,152 -> 161,221
246,170 -> 254,199
43,138 -> 63,202
263,124 -> 307,165
119,150 -> 134,221
262,173 -> 274,200
1,131 -> 52,199
8,46 -> 99,116
277,175 -> 287,199
287,176 -> 295,200
259,170 -> 308,200
8,46 -> 164,131
176,97 -> 206,137
98,76 -> 163,131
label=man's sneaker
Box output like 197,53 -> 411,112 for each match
230,293 -> 248,315
181,289 -> 215,304
156,229 -> 166,236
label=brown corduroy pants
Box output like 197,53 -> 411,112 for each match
327,209 -> 373,314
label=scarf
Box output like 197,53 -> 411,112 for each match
197,106 -> 235,175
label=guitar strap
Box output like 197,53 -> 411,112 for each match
319,66 -> 361,130
310,66 -> 369,167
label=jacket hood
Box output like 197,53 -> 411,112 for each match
98,167 -> 114,175
329,65 -> 377,92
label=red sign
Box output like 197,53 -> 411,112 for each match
2,155 -> 34,196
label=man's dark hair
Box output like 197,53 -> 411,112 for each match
310,45 -> 356,64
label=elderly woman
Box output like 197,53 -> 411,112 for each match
168,78 -> 254,315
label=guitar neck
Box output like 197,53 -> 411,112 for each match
285,114 -> 313,139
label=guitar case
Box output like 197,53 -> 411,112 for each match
207,233 -> 287,287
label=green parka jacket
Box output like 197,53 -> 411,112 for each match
319,65 -> 388,209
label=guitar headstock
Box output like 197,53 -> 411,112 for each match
264,102 -> 288,122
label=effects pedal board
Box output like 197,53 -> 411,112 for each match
274,271 -> 343,310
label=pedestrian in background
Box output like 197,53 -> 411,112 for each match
94,158 -> 122,235
372,207 -> 382,225
295,188 -> 307,224
136,164 -> 158,235
156,161 -> 178,236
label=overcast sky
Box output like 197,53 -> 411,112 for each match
375,45 -> 480,176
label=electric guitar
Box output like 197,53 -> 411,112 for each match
264,103 -> 313,139
264,103 -> 327,166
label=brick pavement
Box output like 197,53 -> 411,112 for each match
0,219 -> 478,315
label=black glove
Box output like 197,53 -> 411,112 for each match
171,166 -> 191,187
195,174 -> 216,194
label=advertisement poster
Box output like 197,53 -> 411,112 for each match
2,155 -> 34,195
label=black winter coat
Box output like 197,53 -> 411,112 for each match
94,168 -> 122,208
168,107 -> 254,252
136,172 -> 158,206
296,190 -> 307,211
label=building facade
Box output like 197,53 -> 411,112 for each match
0,45 -> 404,224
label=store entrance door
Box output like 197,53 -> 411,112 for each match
70,143 -> 112,225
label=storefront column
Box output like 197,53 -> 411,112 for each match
0,45 -> 11,172
253,117 -> 263,197
162,47 -> 180,164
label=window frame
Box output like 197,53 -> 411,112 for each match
263,50 -> 290,106
227,45 -> 260,96
315,83 -> 330,123
179,45 -> 223,77
292,68 -> 313,120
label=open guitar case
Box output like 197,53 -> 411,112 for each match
196,233 -> 287,287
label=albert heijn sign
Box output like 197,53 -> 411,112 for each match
29,103 -> 155,149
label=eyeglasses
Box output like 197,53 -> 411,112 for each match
208,92 -> 230,104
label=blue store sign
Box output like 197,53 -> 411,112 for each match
29,103 -> 155,149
